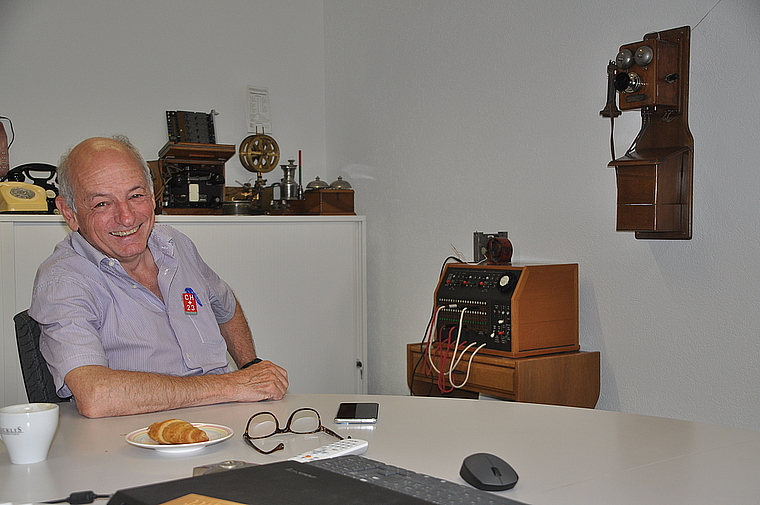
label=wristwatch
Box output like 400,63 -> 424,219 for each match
239,358 -> 263,370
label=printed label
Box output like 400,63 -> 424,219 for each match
183,293 -> 198,314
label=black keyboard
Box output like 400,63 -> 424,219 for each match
308,455 -> 528,505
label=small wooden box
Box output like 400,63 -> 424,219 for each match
304,189 -> 355,215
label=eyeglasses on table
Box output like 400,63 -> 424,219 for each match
243,407 -> 344,454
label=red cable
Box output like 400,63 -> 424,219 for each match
437,335 -> 456,393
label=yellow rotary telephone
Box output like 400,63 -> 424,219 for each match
0,181 -> 48,212
0,163 -> 57,213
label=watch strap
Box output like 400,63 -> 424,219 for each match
239,357 -> 263,370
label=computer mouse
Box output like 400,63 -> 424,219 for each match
459,452 -> 518,491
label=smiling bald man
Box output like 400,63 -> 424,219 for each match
29,135 -> 288,418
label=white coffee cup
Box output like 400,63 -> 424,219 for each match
0,403 -> 59,464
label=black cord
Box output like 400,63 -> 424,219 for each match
625,108 -> 651,157
609,115 -> 616,161
438,255 -> 464,277
43,491 -> 110,504
0,115 -> 15,148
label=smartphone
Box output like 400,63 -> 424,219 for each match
334,402 -> 379,424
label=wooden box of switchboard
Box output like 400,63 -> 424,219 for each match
433,263 -> 579,358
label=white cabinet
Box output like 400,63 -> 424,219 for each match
0,215 -> 367,407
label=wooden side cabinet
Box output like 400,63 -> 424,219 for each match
407,343 -> 600,408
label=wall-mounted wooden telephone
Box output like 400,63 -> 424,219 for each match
0,163 -> 58,213
601,26 -> 693,240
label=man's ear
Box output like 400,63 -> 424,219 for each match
56,196 -> 79,232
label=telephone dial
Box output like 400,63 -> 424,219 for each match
600,26 -> 693,240
0,163 -> 59,213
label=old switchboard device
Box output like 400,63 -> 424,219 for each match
149,142 -> 235,213
433,263 -> 579,358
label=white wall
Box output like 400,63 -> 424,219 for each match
3,0 -> 760,431
323,0 -> 760,431
0,0 -> 327,184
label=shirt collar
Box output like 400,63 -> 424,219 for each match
68,225 -> 176,270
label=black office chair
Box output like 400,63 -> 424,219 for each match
14,310 -> 70,403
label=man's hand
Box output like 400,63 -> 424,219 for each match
230,360 -> 289,402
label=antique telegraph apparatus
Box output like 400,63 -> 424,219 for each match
238,132 -> 281,213
238,133 -> 304,213
600,26 -> 693,239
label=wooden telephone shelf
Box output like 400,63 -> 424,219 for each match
407,343 -> 600,408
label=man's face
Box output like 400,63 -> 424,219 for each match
57,141 -> 156,266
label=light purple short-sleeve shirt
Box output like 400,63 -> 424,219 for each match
29,224 -> 236,398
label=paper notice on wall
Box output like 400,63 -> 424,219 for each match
246,86 -> 272,134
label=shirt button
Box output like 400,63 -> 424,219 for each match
108,260 -> 116,267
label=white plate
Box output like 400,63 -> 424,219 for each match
125,423 -> 233,454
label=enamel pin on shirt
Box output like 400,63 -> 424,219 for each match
183,287 -> 203,315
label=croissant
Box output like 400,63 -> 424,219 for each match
147,419 -> 210,444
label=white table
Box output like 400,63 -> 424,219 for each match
2,394 -> 760,504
